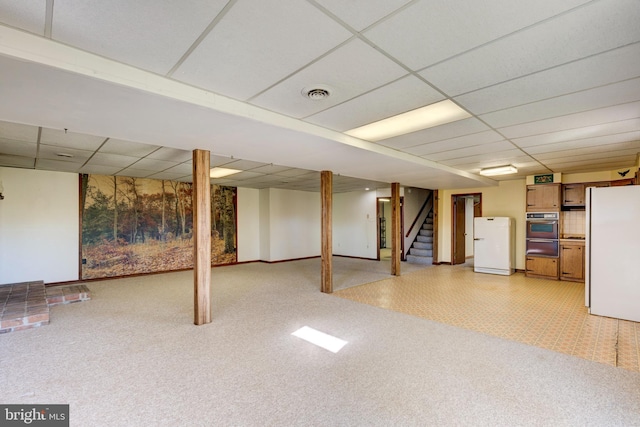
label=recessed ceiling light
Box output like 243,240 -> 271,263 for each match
479,165 -> 518,176
210,167 -> 241,178
345,99 -> 471,142
302,85 -> 331,101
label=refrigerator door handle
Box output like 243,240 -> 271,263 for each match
528,238 -> 556,243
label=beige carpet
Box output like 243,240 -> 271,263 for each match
1,258 -> 639,426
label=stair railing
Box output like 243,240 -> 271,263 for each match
404,192 -> 433,257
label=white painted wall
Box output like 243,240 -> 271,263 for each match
260,188 -> 320,262
333,191 -> 377,258
237,187 -> 260,262
0,167 -> 79,284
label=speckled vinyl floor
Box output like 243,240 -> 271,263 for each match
334,262 -> 640,372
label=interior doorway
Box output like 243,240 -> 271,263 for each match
451,193 -> 482,265
377,197 -> 404,261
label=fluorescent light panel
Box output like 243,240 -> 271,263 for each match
479,165 -> 518,176
210,167 -> 242,178
291,326 -> 347,353
345,99 -> 471,142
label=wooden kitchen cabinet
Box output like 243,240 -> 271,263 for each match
525,256 -> 559,279
562,183 -> 585,206
560,241 -> 585,282
526,184 -> 561,212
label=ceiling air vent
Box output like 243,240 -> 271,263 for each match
302,86 -> 331,100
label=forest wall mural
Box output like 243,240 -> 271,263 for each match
80,174 -> 237,279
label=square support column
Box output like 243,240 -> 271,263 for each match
321,171 -> 333,293
391,182 -> 401,276
193,149 -> 212,325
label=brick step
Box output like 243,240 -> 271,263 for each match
0,282 -> 90,334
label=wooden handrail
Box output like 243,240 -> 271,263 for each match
405,192 -> 433,238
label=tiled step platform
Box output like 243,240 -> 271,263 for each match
0,281 -> 90,334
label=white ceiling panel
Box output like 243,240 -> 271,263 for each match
38,144 -> 93,161
35,158 -> 83,172
440,151 -> 529,167
249,38 -> 408,118
148,148 -> 193,163
86,152 -> 139,168
115,168 -> 154,178
0,121 -> 39,143
422,0 -> 640,97
547,157 -> 636,171
378,118 -> 490,150
305,75 -> 443,131
174,0 -> 351,100
363,0 -> 591,71
51,0 -> 228,75
539,148 -> 640,164
0,140 -> 37,157
512,118 -> 640,148
0,0 -> 46,35
129,158 -> 179,172
534,141 -> 640,160
100,139 -> 160,157
77,165 -> 123,175
0,154 -> 34,168
524,131 -> 640,155
404,131 -> 505,156
499,101 -> 640,139
480,78 -> 640,128
313,0 -> 412,31
454,43 -> 640,115
146,171 -> 191,181
40,128 -> 106,150
423,141 -> 515,162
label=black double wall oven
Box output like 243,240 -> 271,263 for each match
525,212 -> 560,258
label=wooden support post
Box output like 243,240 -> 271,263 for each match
321,171 -> 333,293
391,182 -> 401,276
193,149 -> 212,325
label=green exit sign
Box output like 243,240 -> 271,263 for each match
534,174 -> 554,184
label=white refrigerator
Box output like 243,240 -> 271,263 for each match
585,185 -> 640,322
473,217 -> 515,276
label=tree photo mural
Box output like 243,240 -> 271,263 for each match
80,174 -> 237,279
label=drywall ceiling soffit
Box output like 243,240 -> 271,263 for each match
0,0 -> 639,188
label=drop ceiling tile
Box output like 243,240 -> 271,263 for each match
524,131 -> 640,155
314,0 -> 412,31
498,101 -> 640,138
403,131 -> 504,156
100,138 -> 160,157
0,139 -> 37,157
439,149 -> 525,167
422,0 -> 640,97
174,0 -> 351,100
85,152 -> 139,168
539,147 -> 640,164
480,78 -> 640,128
533,141 -> 640,160
51,0 -> 228,75
249,164 -> 294,174
305,75 -> 444,131
453,44 -> 640,115
116,168 -> 153,178
38,144 -> 93,161
546,157 -> 636,171
423,140 -> 514,162
162,163 -> 193,175
0,120 -> 39,142
378,118 -> 490,150
36,158 -> 84,171
221,159 -> 269,171
40,128 -> 106,150
146,147 -> 192,162
0,0 -> 47,35
145,171 -> 190,181
250,38 -> 408,118
0,154 -> 34,168
512,118 -> 640,148
275,168 -> 319,178
78,164 -> 122,175
130,158 -> 179,172
363,0 -> 590,70
227,171 -> 264,181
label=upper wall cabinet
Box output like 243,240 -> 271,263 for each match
562,183 -> 585,207
526,183 -> 561,212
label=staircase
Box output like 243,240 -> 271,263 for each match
406,211 -> 434,265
